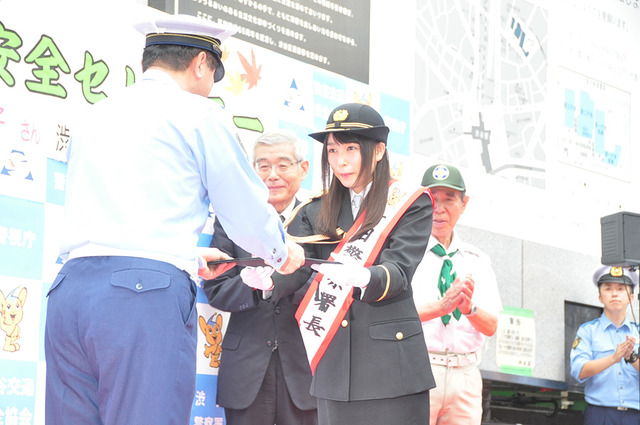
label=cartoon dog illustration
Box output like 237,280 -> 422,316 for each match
199,313 -> 223,368
0,287 -> 28,352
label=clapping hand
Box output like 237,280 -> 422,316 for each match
456,275 -> 475,314
614,335 -> 637,363
439,274 -> 475,315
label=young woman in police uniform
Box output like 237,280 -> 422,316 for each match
293,103 -> 436,425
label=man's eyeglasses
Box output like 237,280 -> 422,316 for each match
254,160 -> 300,175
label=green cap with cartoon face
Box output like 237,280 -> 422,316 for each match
421,164 -> 466,191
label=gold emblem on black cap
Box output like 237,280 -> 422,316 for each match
333,109 -> 349,122
610,266 -> 623,277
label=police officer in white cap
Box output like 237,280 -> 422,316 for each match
570,266 -> 640,424
46,13 -> 304,425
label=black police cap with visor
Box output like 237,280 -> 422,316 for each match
309,103 -> 390,144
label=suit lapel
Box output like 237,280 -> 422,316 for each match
287,198 -> 303,235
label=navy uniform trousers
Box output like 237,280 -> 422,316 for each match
585,404 -> 640,425
45,256 -> 197,425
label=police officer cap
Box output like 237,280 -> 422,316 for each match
134,14 -> 236,82
593,265 -> 638,291
421,164 -> 466,191
309,103 -> 390,144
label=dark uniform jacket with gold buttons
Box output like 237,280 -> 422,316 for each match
298,190 -> 436,401
203,200 -> 316,411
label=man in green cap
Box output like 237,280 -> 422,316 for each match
411,164 -> 503,425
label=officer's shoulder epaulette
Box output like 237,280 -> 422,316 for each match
286,190 -> 345,244
309,189 -> 326,201
581,317 -> 600,329
283,190 -> 325,229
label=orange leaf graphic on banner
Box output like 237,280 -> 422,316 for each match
238,49 -> 262,89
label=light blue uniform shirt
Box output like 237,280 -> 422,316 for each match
60,69 -> 287,270
570,313 -> 640,410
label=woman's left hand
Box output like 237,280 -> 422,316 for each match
311,262 -> 371,288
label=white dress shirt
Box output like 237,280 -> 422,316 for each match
349,183 -> 371,218
412,232 -> 503,353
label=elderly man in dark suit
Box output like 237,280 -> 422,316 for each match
203,130 -> 317,425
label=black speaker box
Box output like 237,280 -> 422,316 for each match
600,211 -> 640,267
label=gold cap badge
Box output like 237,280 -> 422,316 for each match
610,266 -> 623,277
333,109 -> 349,122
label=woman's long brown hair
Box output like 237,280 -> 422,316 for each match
316,132 -> 390,241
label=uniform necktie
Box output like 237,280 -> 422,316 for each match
279,214 -> 285,223
351,194 -> 362,217
431,243 -> 460,325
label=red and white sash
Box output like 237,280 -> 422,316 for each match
295,181 -> 429,373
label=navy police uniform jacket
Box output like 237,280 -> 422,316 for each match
298,190 -> 436,401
